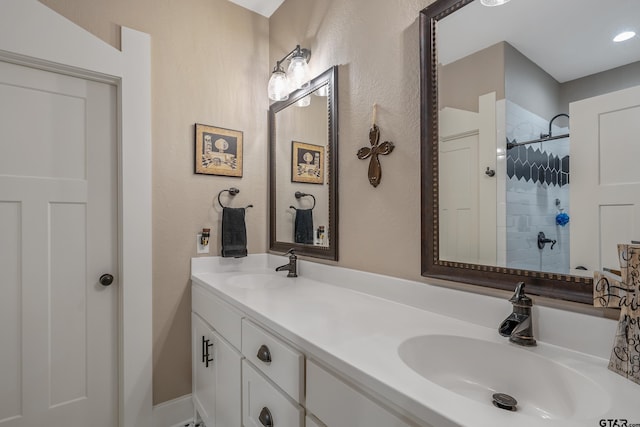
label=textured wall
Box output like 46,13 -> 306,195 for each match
270,0 -> 437,279
38,0 -> 269,404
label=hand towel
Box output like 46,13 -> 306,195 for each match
294,208 -> 314,244
222,207 -> 247,258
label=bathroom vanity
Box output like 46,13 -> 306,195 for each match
191,255 -> 640,427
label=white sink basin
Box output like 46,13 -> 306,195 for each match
225,273 -> 290,289
398,335 -> 610,421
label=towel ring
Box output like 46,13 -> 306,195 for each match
218,187 -> 253,209
291,191 -> 316,210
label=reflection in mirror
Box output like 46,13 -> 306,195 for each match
420,0 -> 640,303
269,66 -> 338,260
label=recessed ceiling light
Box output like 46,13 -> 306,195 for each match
613,31 -> 636,42
480,0 -> 511,6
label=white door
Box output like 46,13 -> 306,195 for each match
438,93 -> 497,265
0,60 -> 117,426
570,85 -> 640,273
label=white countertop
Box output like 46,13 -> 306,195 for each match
191,255 -> 640,427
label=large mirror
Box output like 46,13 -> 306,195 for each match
269,66 -> 339,260
421,0 -> 640,303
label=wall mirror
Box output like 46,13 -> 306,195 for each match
269,66 -> 339,260
420,0 -> 640,303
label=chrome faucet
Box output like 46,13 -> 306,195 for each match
275,248 -> 297,277
499,282 -> 536,346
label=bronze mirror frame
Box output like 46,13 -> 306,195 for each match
269,65 -> 339,260
419,0 -> 592,304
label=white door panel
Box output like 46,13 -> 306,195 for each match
570,85 -> 640,272
0,60 -> 117,426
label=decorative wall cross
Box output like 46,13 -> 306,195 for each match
594,243 -> 640,385
357,104 -> 394,188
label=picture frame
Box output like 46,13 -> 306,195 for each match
195,123 -> 243,177
291,141 -> 324,184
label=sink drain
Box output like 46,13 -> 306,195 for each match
492,393 -> 518,411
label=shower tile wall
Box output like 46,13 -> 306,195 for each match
505,101 -> 570,274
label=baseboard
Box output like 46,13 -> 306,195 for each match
152,394 -> 193,427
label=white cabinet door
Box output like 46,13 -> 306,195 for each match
193,314 -> 216,427
213,330 -> 242,427
192,313 -> 242,427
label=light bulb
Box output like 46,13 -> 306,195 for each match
287,55 -> 311,91
296,95 -> 311,107
268,68 -> 289,101
613,31 -> 636,43
480,0 -> 511,6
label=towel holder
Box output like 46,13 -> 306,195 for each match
289,191 -> 316,210
218,187 -> 253,209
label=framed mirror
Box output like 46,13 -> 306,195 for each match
269,66 -> 339,260
420,0 -> 640,303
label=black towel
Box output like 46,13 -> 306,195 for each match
221,207 -> 247,258
294,208 -> 314,244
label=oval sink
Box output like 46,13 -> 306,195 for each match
225,273 -> 290,289
398,335 -> 610,420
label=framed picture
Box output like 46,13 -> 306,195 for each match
195,123 -> 243,177
292,141 -> 324,184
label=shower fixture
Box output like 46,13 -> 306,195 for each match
506,113 -> 570,150
539,113 -> 569,139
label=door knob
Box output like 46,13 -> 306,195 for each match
99,273 -> 114,286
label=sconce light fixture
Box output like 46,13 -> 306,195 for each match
268,45 -> 312,101
480,0 -> 511,6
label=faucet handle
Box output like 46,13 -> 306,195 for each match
509,282 -> 532,306
285,248 -> 297,258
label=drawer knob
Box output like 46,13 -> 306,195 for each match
258,406 -> 273,427
257,344 -> 272,363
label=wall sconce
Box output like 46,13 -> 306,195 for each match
267,45 -> 312,102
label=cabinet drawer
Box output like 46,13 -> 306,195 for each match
242,360 -> 304,427
192,284 -> 242,350
242,319 -> 304,403
307,360 -> 416,427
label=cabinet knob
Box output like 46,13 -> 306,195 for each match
99,273 -> 114,286
258,406 -> 273,427
256,344 -> 272,363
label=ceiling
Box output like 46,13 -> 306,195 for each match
227,0 -> 284,17
438,0 -> 640,82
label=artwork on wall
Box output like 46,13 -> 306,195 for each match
195,123 -> 243,177
292,141 -> 324,185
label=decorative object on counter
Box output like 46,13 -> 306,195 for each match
267,44 -> 312,102
218,187 -> 253,258
195,123 -> 243,177
292,141 -> 324,184
357,104 -> 394,188
593,243 -> 640,385
290,191 -> 315,244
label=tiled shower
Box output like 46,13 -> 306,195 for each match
502,101 -> 570,274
